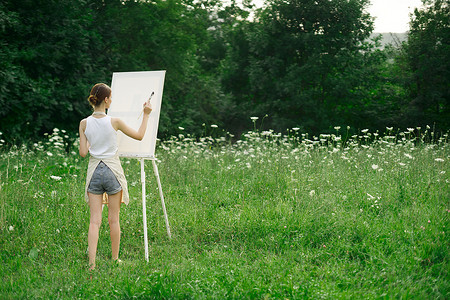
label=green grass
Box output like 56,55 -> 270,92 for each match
0,127 -> 449,299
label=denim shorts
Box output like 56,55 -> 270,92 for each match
87,161 -> 122,195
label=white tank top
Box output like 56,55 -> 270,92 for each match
84,116 -> 118,159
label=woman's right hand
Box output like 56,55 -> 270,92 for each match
143,101 -> 152,115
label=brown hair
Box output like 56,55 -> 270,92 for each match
88,83 -> 111,107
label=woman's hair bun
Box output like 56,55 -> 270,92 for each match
88,94 -> 99,106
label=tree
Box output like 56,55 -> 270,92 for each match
221,0 -> 374,134
0,0 -> 107,142
405,0 -> 449,129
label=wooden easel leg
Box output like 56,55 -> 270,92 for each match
152,160 -> 171,238
141,159 -> 149,262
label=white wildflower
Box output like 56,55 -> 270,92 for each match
9,225 -> 14,231
292,127 -> 300,131
404,153 -> 413,159
309,190 -> 316,197
434,158 -> 444,162
371,164 -> 379,170
47,152 -> 53,157
334,126 -> 341,130
361,129 -> 369,133
178,127 -> 184,130
250,117 -> 259,121
50,175 -> 62,181
211,124 -> 218,128
386,127 -> 393,131
407,128 -> 414,132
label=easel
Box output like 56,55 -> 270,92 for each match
136,156 -> 171,262
101,156 -> 170,262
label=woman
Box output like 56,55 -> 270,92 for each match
79,83 -> 152,270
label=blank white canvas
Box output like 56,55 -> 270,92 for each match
108,71 -> 166,158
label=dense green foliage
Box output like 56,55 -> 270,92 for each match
1,128 -> 449,298
0,0 -> 448,143
405,0 -> 450,129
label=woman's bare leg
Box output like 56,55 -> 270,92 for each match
107,192 -> 122,261
88,193 -> 103,270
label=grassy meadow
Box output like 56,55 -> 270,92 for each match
0,126 -> 449,299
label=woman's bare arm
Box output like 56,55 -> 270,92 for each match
112,102 -> 152,141
79,119 -> 89,157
